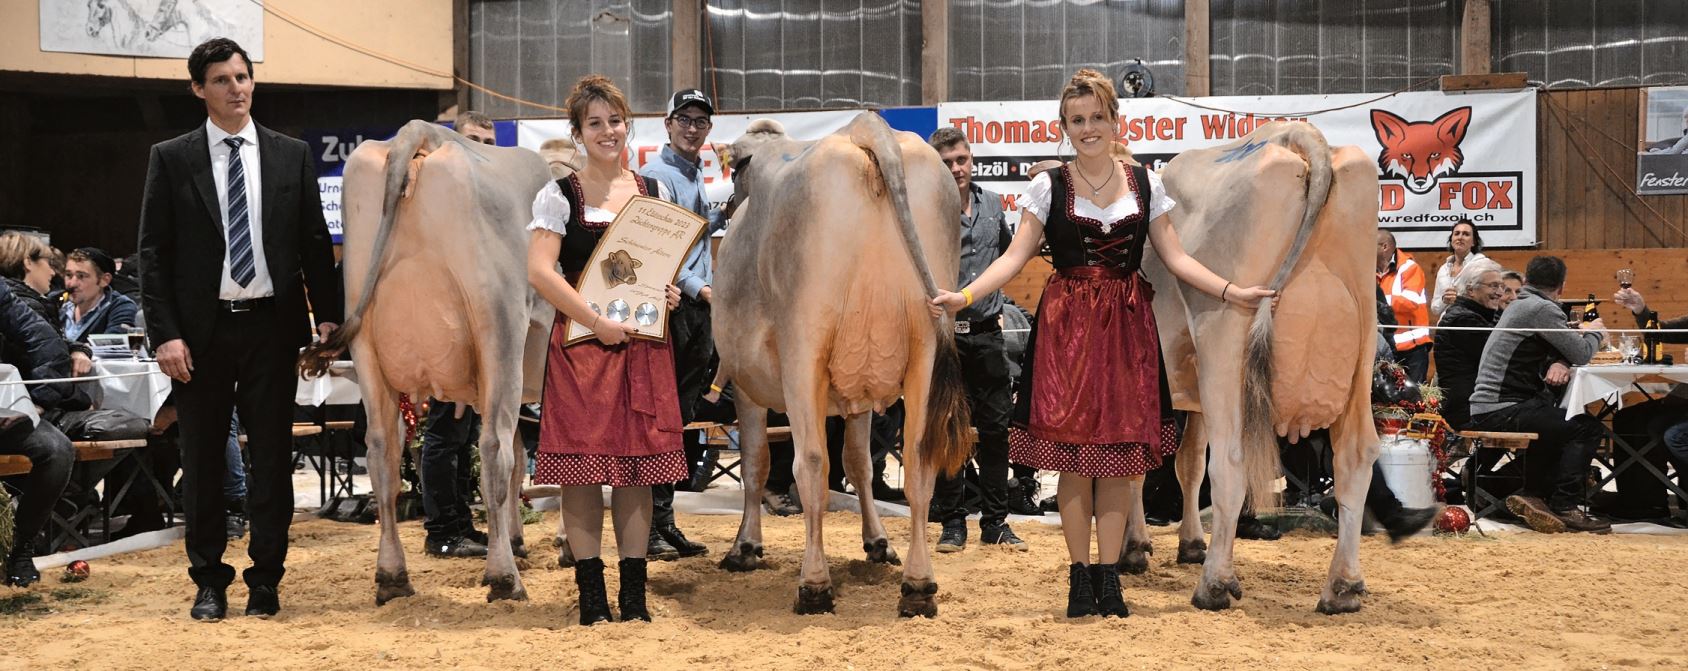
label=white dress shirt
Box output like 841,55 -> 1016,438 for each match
206,118 -> 274,300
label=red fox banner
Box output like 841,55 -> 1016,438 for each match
937,90 -> 1537,248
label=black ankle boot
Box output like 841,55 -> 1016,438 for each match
618,557 -> 651,622
1089,563 -> 1129,617
1066,563 -> 1098,618
573,557 -> 613,625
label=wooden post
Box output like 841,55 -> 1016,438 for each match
672,0 -> 701,92
1185,0 -> 1210,96
451,0 -> 469,116
1461,0 -> 1492,75
922,0 -> 949,105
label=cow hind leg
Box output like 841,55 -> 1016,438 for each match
476,400 -> 526,602
784,364 -> 835,614
1121,476 -> 1152,575
897,349 -> 941,619
844,413 -> 897,565
1317,396 -> 1377,614
720,397 -> 772,572
1193,405 -> 1246,611
1176,414 -> 1209,565
358,371 -> 413,604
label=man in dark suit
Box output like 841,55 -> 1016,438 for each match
137,38 -> 341,621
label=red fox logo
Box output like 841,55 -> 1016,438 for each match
1371,107 -> 1472,195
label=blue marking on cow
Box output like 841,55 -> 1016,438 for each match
1216,139 -> 1267,164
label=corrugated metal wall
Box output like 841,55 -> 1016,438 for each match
1209,0 -> 1458,95
1494,0 -> 1688,88
468,0 -> 672,118
702,0 -> 923,111
947,0 -> 1187,101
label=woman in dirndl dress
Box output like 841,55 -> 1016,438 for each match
931,69 -> 1275,618
526,74 -> 687,626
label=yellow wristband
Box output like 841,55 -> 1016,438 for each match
709,384 -> 724,393
961,288 -> 975,307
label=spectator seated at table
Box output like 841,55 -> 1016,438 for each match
0,280 -> 79,587
59,247 -> 139,344
1468,256 -> 1610,534
1433,258 -> 1506,431
1602,287 -> 1688,523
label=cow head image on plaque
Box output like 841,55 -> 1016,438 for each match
602,249 -> 643,288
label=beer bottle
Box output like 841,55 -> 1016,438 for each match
1643,310 -> 1662,364
1581,294 -> 1600,322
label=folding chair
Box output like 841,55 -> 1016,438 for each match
1460,430 -> 1538,521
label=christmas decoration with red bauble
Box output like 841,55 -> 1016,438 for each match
61,560 -> 91,582
1433,506 -> 1471,535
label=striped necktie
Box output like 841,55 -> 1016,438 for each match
223,136 -> 256,287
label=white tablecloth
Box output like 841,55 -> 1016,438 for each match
0,364 -> 43,427
81,358 -> 364,421
92,359 -> 173,423
295,360 -> 361,407
1561,364 -> 1688,419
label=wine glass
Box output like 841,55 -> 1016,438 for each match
1615,268 -> 1634,290
1620,335 -> 1641,365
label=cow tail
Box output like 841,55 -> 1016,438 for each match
1239,123 -> 1333,511
299,119 -> 434,379
846,113 -> 970,477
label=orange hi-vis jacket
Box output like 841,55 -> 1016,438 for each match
1379,249 -> 1432,351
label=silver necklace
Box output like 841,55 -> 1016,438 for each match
1073,160 -> 1115,197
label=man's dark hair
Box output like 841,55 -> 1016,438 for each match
928,127 -> 968,152
1524,255 -> 1567,290
1501,270 -> 1523,283
456,110 -> 493,131
188,38 -> 253,85
68,247 -> 115,277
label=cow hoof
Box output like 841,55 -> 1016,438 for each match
719,542 -> 766,572
1190,576 -> 1243,612
794,584 -> 836,614
482,573 -> 528,603
1176,539 -> 1207,565
1315,579 -> 1367,615
1119,540 -> 1152,575
511,540 -> 530,560
897,581 -> 939,618
864,538 -> 901,565
557,543 -> 576,568
374,569 -> 415,606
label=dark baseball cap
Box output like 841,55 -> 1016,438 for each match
667,89 -> 714,116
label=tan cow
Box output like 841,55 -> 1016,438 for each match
713,113 -> 972,617
301,120 -> 555,605
1138,121 -> 1382,613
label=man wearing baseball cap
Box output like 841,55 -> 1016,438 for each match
61,246 -> 140,342
637,88 -> 723,560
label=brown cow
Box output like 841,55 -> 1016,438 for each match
712,113 -> 972,617
1139,121 -> 1382,613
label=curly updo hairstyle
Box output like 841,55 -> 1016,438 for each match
565,74 -> 631,141
1059,68 -> 1119,122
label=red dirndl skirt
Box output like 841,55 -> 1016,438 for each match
535,313 -> 687,487
1008,266 -> 1179,478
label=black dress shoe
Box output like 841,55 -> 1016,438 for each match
656,525 -> 708,558
1236,514 -> 1282,541
245,585 -> 280,618
190,586 -> 227,621
647,530 -> 680,561
425,535 -> 489,558
4,552 -> 40,588
1380,506 -> 1438,543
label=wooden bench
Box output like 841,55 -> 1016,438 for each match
1460,430 -> 1540,521
686,422 -> 794,486
52,438 -> 159,550
0,454 -> 30,477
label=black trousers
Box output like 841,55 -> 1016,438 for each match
173,304 -> 299,590
1395,343 -> 1432,385
655,296 -> 714,528
0,419 -> 74,557
420,400 -> 480,541
934,327 -> 1013,527
1470,397 -> 1605,511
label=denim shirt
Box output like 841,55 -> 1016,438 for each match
958,184 -> 1010,323
60,290 -> 140,343
639,145 -> 726,300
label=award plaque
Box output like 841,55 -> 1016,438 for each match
565,195 -> 709,345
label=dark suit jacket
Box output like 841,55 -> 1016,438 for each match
137,122 -> 341,353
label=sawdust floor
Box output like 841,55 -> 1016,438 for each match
3,511 -> 1686,670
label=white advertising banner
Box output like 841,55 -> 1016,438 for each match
517,110 -> 862,209
936,90 -> 1537,248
